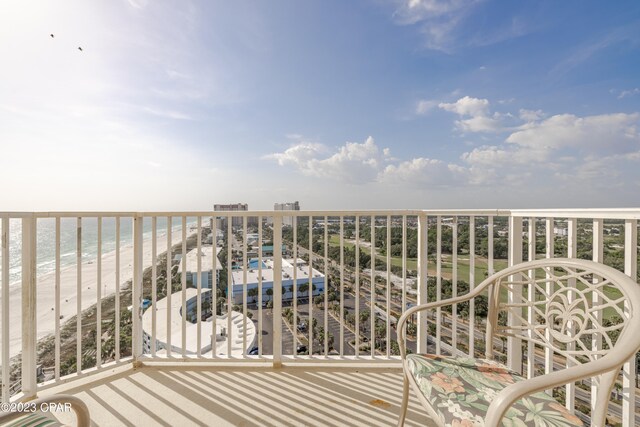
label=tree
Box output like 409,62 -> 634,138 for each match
265,288 -> 273,302
247,287 -> 259,303
299,283 -> 309,299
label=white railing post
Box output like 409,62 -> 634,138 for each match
591,218 -> 603,414
132,215 -> 144,362
21,214 -> 37,398
2,216 -> 10,402
507,215 -> 523,373
417,212 -> 428,354
566,218 -> 577,413
623,219 -> 638,427
273,214 -> 283,367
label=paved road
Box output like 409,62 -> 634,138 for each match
247,306 -> 295,355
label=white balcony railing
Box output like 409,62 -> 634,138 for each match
1,209 -> 639,425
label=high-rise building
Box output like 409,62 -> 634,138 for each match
214,203 -> 252,228
274,201 -> 300,227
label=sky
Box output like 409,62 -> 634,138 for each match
1,0 -> 639,211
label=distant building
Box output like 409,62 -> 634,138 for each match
214,203 -> 257,228
142,288 -> 256,356
553,227 -> 568,236
177,246 -> 223,288
230,258 -> 324,305
273,201 -> 300,227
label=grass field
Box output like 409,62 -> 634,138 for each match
327,234 -> 509,282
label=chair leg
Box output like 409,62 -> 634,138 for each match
398,372 -> 410,427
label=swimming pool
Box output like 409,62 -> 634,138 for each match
248,259 -> 267,269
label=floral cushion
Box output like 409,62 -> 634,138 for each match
406,354 -> 583,427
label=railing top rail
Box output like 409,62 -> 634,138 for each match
509,208 -> 640,220
0,208 -> 639,219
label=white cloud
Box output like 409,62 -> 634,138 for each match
380,158 -> 467,186
267,102 -> 640,194
391,0 -> 479,51
618,88 -> 640,99
265,137 -> 390,185
439,96 -> 489,116
265,141 -> 326,167
438,96 -> 502,132
506,113 -> 640,151
416,99 -> 438,115
461,144 -> 550,167
519,109 -> 545,122
457,110 -> 640,185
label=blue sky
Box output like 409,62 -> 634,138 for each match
1,0 -> 639,210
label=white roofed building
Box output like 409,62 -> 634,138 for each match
177,246 -> 223,289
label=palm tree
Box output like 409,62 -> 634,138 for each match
266,287 -> 273,302
299,283 -> 309,300
359,309 -> 370,333
247,287 -> 259,304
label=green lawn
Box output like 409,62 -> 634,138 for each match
327,234 -> 508,281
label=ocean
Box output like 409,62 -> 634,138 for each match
1,217 -> 201,286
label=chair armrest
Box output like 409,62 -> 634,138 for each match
0,394 -> 90,426
485,357 -> 620,427
396,283 -> 490,358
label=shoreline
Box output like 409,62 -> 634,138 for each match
7,226 -> 198,358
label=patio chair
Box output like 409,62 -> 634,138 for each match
396,258 -> 640,427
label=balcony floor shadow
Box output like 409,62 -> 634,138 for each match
39,364 -> 434,427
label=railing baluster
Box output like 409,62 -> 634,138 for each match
308,216 -> 312,357
151,217 -> 157,357
96,217 -> 102,368
165,216 -> 171,357
1,216 -> 9,400
401,215 -> 406,350
544,217 -> 554,391
132,215 -> 143,361
242,217 -> 247,358
370,215 -> 375,357
273,215 -> 283,367
566,218 -> 577,413
355,216 -> 360,357
181,217 -> 187,358
191,216 -> 202,357
487,216 -> 494,277
622,219 -> 638,426
115,217 -> 121,362
469,216 -> 475,357
227,216 -> 232,357
22,214 -> 37,397
258,217 -> 263,357
340,216 -> 344,357
417,213 -> 428,354
591,218 -> 603,413
526,217 -> 536,379
293,216 -> 298,358
212,214 -> 217,359
452,217 -> 458,353
507,216 -> 523,373
385,215 -> 391,359
54,217 -> 60,381
436,216 -> 442,356
196,216 -> 202,357
76,217 -> 82,374
323,216 -> 328,356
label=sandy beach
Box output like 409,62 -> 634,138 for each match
7,226 -> 198,358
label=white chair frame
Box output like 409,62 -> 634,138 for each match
397,258 -> 640,427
